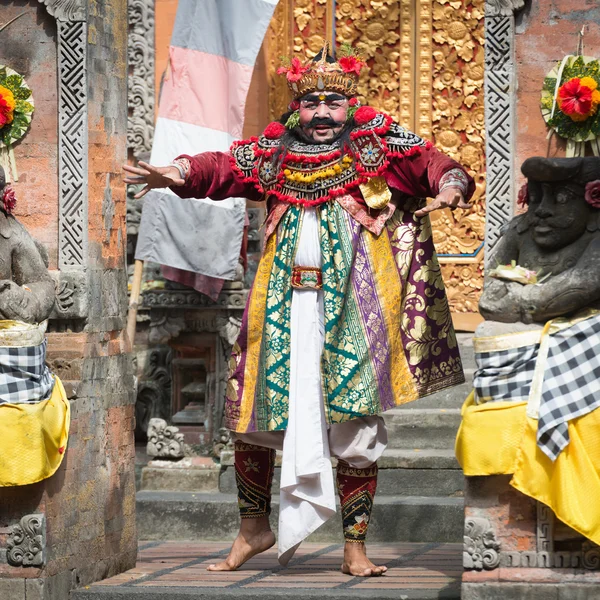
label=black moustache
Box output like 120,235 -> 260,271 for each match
306,117 -> 339,128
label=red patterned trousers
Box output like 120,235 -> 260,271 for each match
234,442 -> 378,541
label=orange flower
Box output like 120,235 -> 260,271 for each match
0,85 -> 16,129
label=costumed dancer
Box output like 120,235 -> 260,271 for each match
124,44 -> 474,577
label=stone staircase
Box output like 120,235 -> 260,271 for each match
136,334 -> 474,545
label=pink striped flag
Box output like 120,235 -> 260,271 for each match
136,0 -> 279,299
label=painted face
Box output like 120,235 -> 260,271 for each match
526,181 -> 592,250
298,91 -> 349,144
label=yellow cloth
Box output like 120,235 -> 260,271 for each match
456,391 -> 600,546
0,377 -> 70,486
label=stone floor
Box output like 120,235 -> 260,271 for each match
73,541 -> 462,599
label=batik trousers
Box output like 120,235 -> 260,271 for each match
234,439 -> 379,542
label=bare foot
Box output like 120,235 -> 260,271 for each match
207,517 -> 276,571
341,542 -> 388,577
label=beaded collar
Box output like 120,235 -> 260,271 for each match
230,112 -> 431,207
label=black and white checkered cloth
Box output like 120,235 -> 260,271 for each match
0,339 -> 54,404
474,314 -> 600,462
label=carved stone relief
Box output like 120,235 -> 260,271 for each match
37,0 -> 86,22
6,514 -> 46,567
146,418 -> 186,458
36,0 -> 89,319
483,0 -> 524,261
128,0 -> 155,158
135,347 -> 172,438
48,270 -> 88,319
463,517 -> 501,570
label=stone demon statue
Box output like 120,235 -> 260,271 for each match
0,167 -> 55,323
479,156 -> 600,323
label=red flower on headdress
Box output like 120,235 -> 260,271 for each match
585,180 -> 600,208
264,121 -> 286,140
289,99 -> 300,111
339,56 -> 364,76
517,183 -> 529,208
557,78 -> 593,120
348,97 -> 360,107
353,106 -> 377,125
277,57 -> 309,83
2,184 -> 16,214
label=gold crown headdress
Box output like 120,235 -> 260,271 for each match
277,42 -> 365,99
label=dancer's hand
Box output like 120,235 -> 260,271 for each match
414,187 -> 472,218
122,161 -> 185,199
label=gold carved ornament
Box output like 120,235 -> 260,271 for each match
430,0 -> 485,324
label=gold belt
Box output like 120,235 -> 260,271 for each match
291,266 -> 322,290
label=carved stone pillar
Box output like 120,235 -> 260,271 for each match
483,0 -> 524,263
0,2 -> 136,598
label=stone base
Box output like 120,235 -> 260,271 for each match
463,577 -> 600,600
141,457 -> 220,493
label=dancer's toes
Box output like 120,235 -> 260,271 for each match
342,542 -> 387,577
207,528 -> 275,572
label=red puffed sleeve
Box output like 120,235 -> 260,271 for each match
384,144 -> 475,200
170,152 -> 264,202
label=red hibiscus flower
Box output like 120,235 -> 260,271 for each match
264,121 -> 286,140
353,106 -> 377,125
585,180 -> 600,209
277,57 -> 309,83
339,56 -> 364,76
517,183 -> 529,208
558,78 -> 593,119
2,185 -> 16,214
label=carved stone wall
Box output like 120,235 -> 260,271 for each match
128,0 -> 155,158
0,2 -> 137,599
483,0 -> 518,262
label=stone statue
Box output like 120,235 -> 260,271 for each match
0,168 -> 55,323
479,156 -> 600,324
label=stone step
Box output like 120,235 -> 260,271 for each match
74,585 -> 460,600
136,491 -> 463,544
141,449 -> 464,498
219,460 -> 463,498
383,408 -> 462,450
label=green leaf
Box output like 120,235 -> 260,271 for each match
14,87 -> 31,100
4,74 -> 23,92
15,100 -> 33,113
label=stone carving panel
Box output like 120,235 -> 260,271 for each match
128,0 -> 155,158
483,11 -> 515,260
146,418 -> 186,458
136,347 -> 172,438
37,0 -> 86,22
6,514 -> 46,567
48,270 -> 88,319
57,20 -> 88,270
463,517 -> 501,571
